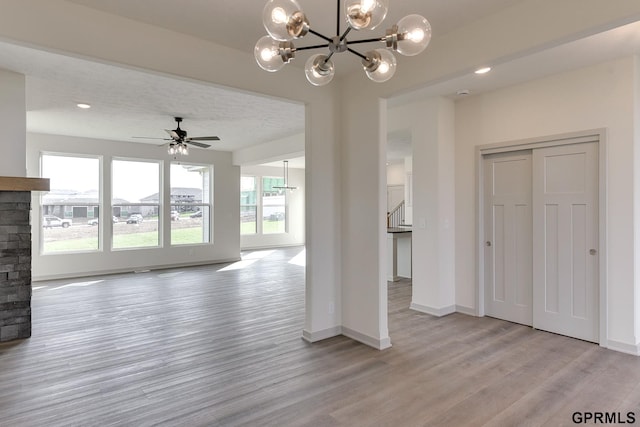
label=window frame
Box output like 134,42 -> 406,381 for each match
39,152 -> 103,255
111,157 -> 162,251
169,162 -> 214,246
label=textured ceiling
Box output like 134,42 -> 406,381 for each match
1,1 -> 639,165
0,41 -> 304,152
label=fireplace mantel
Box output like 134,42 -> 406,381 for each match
0,176 -> 50,192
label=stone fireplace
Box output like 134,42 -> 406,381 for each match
0,176 -> 49,342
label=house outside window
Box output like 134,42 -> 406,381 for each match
240,175 -> 287,235
112,159 -> 160,249
169,163 -> 212,245
41,153 -> 101,253
241,176 -> 257,235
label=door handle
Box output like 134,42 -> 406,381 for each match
589,249 -> 597,255
486,241 -> 492,247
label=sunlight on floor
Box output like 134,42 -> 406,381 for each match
242,250 -> 275,260
218,259 -> 258,271
218,249 -> 276,271
50,280 -> 105,290
288,248 -> 305,266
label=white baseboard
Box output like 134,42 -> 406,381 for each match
33,257 -> 241,282
410,302 -> 456,317
606,339 -> 640,356
455,305 -> 477,316
302,326 -> 342,343
342,326 -> 392,350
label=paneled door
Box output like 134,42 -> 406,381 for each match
484,151 -> 533,326
532,142 -> 598,342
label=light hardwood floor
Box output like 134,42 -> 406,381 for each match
1,246 -> 639,426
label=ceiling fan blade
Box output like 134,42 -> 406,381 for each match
187,136 -> 221,141
165,129 -> 180,140
132,136 -> 167,140
185,140 -> 211,148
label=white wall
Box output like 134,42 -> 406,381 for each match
3,0 -> 640,350
0,0 -> 342,341
386,163 -> 405,186
233,133 -> 304,166
404,156 -> 413,225
0,69 -> 26,177
27,133 -> 241,280
635,56 -> 640,345
455,57 -> 637,348
240,164 -> 305,249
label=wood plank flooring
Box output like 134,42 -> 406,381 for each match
1,246 -> 639,426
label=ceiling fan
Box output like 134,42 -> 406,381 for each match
133,117 -> 221,154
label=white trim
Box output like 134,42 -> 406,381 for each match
606,340 -> 640,356
32,257 -> 241,282
476,128 -> 608,346
456,305 -> 477,316
302,326 -> 342,343
342,326 -> 392,350
410,302 -> 456,317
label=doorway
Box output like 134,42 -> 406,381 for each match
480,133 -> 604,343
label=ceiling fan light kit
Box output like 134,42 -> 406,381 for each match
133,117 -> 221,156
255,0 -> 431,86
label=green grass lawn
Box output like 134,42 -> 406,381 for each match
43,221 -> 286,252
43,227 -> 208,252
241,220 -> 285,235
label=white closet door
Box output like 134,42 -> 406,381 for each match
532,142 -> 598,342
484,151 -> 533,326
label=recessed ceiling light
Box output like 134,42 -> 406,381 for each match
474,67 -> 491,74
76,103 -> 91,109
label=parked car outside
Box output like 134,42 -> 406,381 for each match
126,214 -> 144,224
189,211 -> 202,218
43,215 -> 72,228
171,210 -> 180,221
88,216 -> 119,226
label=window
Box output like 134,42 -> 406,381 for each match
170,163 -> 212,245
241,176 -> 257,235
112,159 -> 160,249
41,154 -> 100,253
262,176 -> 286,234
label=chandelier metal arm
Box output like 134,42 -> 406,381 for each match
345,37 -> 386,45
295,43 -> 330,51
336,0 -> 341,36
308,28 -> 333,43
347,47 -> 368,61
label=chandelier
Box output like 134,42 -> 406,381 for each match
272,160 -> 298,191
254,0 -> 431,86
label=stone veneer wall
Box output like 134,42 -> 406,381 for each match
0,191 -> 32,341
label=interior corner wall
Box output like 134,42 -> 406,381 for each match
339,89 -> 390,349
404,156 -> 413,226
634,54 -> 640,347
0,68 -> 26,178
455,56 -> 636,348
403,97 -> 456,315
26,133 -> 241,280
240,164 -> 305,250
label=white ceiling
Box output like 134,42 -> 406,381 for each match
0,1 -> 639,165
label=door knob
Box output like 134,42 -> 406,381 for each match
589,249 -> 597,255
486,241 -> 492,247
